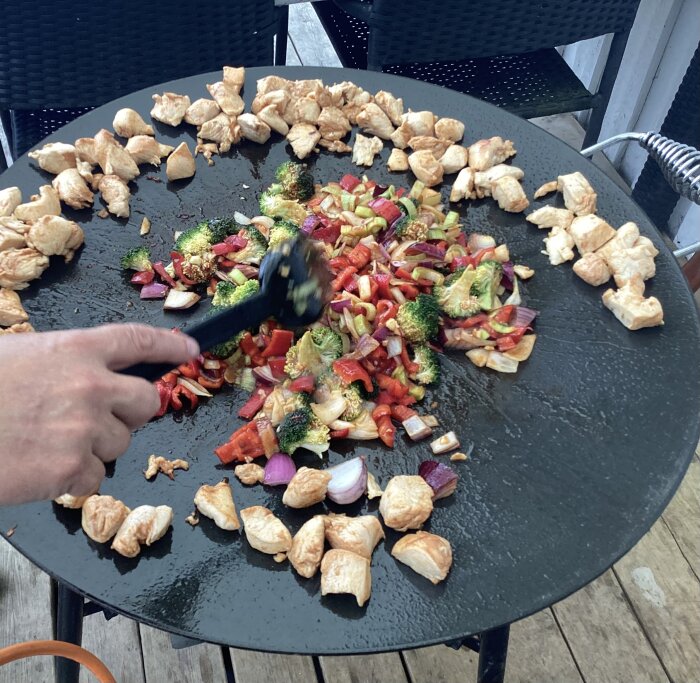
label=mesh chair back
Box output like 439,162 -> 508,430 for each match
367,0 -> 639,66
0,0 -> 277,110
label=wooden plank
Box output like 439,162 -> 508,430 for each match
230,649 -> 318,683
662,455 -> 700,578
0,541 -> 53,683
320,652 -> 408,683
402,644 -> 478,683
79,615 -> 145,683
139,625 -> 226,683
614,518 -> 700,683
553,570 -> 670,683
288,3 -> 342,68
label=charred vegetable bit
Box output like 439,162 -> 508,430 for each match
277,408 -> 330,457
275,161 -> 314,201
410,345 -> 439,385
121,246 -> 152,272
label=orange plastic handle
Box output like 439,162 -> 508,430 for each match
0,640 -> 116,683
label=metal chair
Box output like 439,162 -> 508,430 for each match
312,0 -> 640,148
0,0 -> 282,163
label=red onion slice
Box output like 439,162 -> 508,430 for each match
419,460 -> 458,500
140,282 -> 169,299
326,456 -> 367,504
264,453 -> 297,486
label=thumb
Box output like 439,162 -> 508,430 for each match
86,323 -> 199,370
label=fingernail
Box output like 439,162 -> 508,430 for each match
185,336 -> 200,357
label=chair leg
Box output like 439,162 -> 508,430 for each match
476,625 -> 510,683
51,580 -> 84,683
275,5 -> 290,66
0,110 -> 12,170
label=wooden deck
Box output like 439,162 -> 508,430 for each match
2,6 -> 700,682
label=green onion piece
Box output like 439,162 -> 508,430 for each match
379,184 -> 395,199
354,314 -> 370,336
353,183 -> 366,195
411,267 -> 445,285
398,197 -> 417,219
443,211 -> 460,227
321,184 -> 343,196
355,205 -> 375,219
228,268 -> 248,285
341,191 -> 357,211
366,216 -> 387,232
354,301 -> 376,321
392,365 -> 408,384
357,191 -> 374,206
409,180 -> 425,199
408,383 -> 425,400
427,229 -> 447,241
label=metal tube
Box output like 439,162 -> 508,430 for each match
54,583 -> 84,683
674,241 -> 700,259
477,625 -> 510,683
580,131 -> 645,158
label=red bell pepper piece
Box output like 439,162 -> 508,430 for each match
347,243 -> 372,270
154,380 -> 173,417
197,373 -> 225,390
454,313 -> 488,329
451,255 -> 470,271
288,375 -> 315,393
215,422 -> 265,464
267,357 -> 287,378
152,261 -> 177,287
400,344 -> 420,375
170,251 -> 198,286
376,391 -> 395,405
330,428 -> 350,439
177,359 -> 201,379
375,300 -> 398,326
496,327 -> 527,351
376,373 -> 409,398
237,385 -> 272,419
397,394 -> 417,406
390,404 -> 417,422
376,415 -> 396,448
331,266 -> 357,292
394,267 -> 414,281
333,359 -> 373,393
490,305 -> 515,324
369,197 -> 402,225
170,384 -> 199,411
398,283 -> 419,300
339,174 -> 361,191
239,332 -> 263,363
261,329 -> 294,358
130,270 -> 154,285
374,274 -> 392,300
371,404 -> 392,422
312,221 -> 341,244
470,247 -> 496,267
329,256 -> 351,272
211,242 -> 232,256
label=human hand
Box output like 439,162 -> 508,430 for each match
0,324 -> 199,505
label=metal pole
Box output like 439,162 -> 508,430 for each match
476,625 -> 510,683
53,583 -> 84,683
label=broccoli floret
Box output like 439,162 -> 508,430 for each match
411,345 -> 440,385
268,220 -> 300,249
310,327 -> 343,366
284,330 -> 325,379
472,260 -> 503,311
277,407 -> 330,456
232,226 -> 268,265
394,216 -> 429,241
209,280 -> 260,357
350,378 -> 379,401
259,190 -> 309,225
120,246 -> 152,272
204,217 -> 244,243
174,223 -> 215,256
275,161 -> 314,201
397,294 -> 440,343
433,267 -> 481,318
340,383 -> 363,421
210,331 -> 244,359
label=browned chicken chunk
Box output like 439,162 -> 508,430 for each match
320,549 -> 371,607
143,455 -> 189,480
352,134 -> 383,167
207,81 -> 245,117
573,252 -> 611,286
240,506 -> 292,555
289,96 -> 322,126
491,175 -> 529,213
234,463 -> 265,485
557,172 -> 597,215
434,117 -> 465,142
526,205 -> 574,230
126,136 -> 174,166
387,148 -> 409,172
282,467 -> 332,508
606,245 -> 656,287
13,185 -> 61,222
568,215 -> 615,254
450,167 -> 475,202
166,142 -> 196,181
357,102 -> 395,139
28,143 -> 77,174
27,216 -> 84,261
289,515 -> 326,578
408,150 -> 443,187
317,106 -> 352,141
150,92 -> 191,126
238,113 -> 272,144
408,136 -> 451,158
98,175 -> 131,218
113,108 -> 154,137
473,165 -> 524,199
602,275 -> 664,330
379,475 -> 434,531
0,187 -> 22,217
52,168 -> 94,209
54,492 -> 95,509
0,226 -> 26,251
468,136 -> 516,171
0,322 -> 34,335
391,531 -> 452,584
94,129 -> 140,181
287,123 -> 321,160
199,113 -> 239,153
257,104 -> 290,136
401,111 -> 436,137
543,226 -> 575,266
324,514 -> 384,559
374,90 -> 404,126
439,145 -> 470,174
184,98 -> 221,126
319,139 -> 353,154
194,480 -> 240,531
0,248 -> 50,289
0,287 -> 28,325
111,505 -> 173,558
81,495 -> 130,543
223,66 -> 246,91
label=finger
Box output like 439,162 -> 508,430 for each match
109,376 -> 161,430
79,324 -> 199,371
64,456 -> 106,498
92,415 -> 132,463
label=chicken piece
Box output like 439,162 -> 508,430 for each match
257,104 -> 290,136
206,81 -> 244,117
287,123 -> 321,160
26,216 -> 84,261
324,514 -> 384,559
0,248 -> 50,289
474,165 -> 525,199
557,172 -> 596,216
194,480 -> 240,531
341,91 -> 373,125
199,113 -> 239,153
75,158 -> 94,186
573,252 -> 611,286
27,143 -> 77,174
195,141 -> 219,165
602,275 -> 664,330
150,92 -> 191,126
525,205 -> 574,230
596,222 -> 659,261
0,226 -> 26,252
320,549 -> 371,607
0,322 -> 34,335
606,244 -> 656,287
387,148 -> 409,172
251,89 -> 291,115
256,75 -> 292,96
291,79 -> 325,101
112,108 -> 154,138
223,66 -> 245,91
73,138 -> 98,166
390,122 -> 413,149
543,226 -> 575,266
379,475 -> 434,531
0,288 -> 28,325
316,106 -> 351,141
125,136 -> 173,166
290,96 -> 322,126
366,472 -> 383,499
569,214 -> 615,254
434,117 -> 465,142
328,80 -> 363,106
408,136 -> 452,159
81,495 -> 130,543
533,180 -> 557,199
356,103 -> 395,140
94,130 -> 140,182
0,187 -> 22,217
98,175 -> 131,218
439,145 -> 470,174
408,150 -> 444,187
51,168 -> 94,210
143,454 -> 189,480
234,463 -> 265,486
237,113 -> 271,145
373,90 -> 403,127
240,506 -> 292,555
402,111 -> 436,137
182,98 -> 220,127
166,142 -> 196,182
282,467 -> 332,508
319,139 -> 353,154
0,216 -> 29,233
111,505 -> 173,558
352,133 -> 383,167
391,531 -> 452,584
13,185 -> 61,222
289,515 -> 326,578
635,236 -> 659,258
54,492 -> 94,509
450,167 -> 475,202
468,136 -> 516,171
491,175 -> 529,213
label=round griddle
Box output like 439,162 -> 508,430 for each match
1,67 -> 699,655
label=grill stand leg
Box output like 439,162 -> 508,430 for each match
50,579 -> 84,683
476,625 -> 510,683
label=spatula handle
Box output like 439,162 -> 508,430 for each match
120,292 -> 274,382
